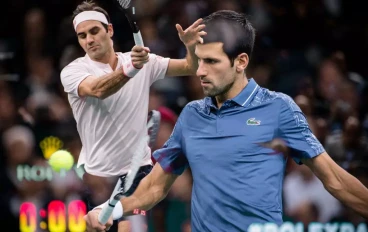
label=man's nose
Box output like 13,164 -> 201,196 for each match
196,61 -> 207,77
86,34 -> 94,44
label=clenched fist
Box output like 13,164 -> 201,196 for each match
84,208 -> 113,232
131,46 -> 150,69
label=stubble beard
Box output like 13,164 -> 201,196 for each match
88,48 -> 103,60
203,81 -> 234,98
88,43 -> 109,61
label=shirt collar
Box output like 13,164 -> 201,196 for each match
232,78 -> 259,107
85,53 -> 121,72
204,97 -> 217,114
204,78 -> 259,114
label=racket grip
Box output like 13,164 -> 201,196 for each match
98,203 -> 114,225
133,31 -> 144,46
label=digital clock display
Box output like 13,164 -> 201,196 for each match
19,200 -> 86,232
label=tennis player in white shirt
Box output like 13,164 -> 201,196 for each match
60,1 -> 205,231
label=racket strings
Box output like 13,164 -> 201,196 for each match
117,0 -> 131,9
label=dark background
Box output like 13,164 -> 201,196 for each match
0,0 -> 367,231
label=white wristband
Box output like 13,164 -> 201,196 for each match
94,201 -> 124,220
121,61 -> 141,78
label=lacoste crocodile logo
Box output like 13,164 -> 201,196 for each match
246,118 -> 261,126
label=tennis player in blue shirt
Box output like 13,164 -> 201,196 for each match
84,10 -> 368,232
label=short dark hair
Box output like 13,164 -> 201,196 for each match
203,10 -> 255,65
72,1 -> 110,31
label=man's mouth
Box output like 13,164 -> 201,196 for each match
88,45 -> 98,50
201,81 -> 211,86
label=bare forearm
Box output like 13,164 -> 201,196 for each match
92,68 -> 130,99
120,175 -> 167,216
166,46 -> 198,77
304,153 -> 368,219
326,170 -> 368,218
185,45 -> 198,75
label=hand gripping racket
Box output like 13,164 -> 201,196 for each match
116,0 -> 144,46
98,110 -> 161,224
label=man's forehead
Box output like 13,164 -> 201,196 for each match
76,20 -> 104,33
195,42 -> 225,57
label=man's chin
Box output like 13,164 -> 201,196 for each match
87,51 -> 101,60
203,89 -> 215,97
202,88 -> 209,97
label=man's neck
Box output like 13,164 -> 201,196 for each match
215,75 -> 248,108
91,49 -> 118,70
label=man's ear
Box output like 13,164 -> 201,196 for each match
236,53 -> 249,73
108,24 -> 114,37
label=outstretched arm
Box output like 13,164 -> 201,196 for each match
275,96 -> 368,218
83,163 -> 177,231
302,152 -> 368,218
121,163 -> 178,215
166,18 -> 207,77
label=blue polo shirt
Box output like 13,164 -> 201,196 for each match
153,78 -> 325,232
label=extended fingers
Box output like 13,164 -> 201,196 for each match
196,31 -> 207,44
198,31 -> 207,36
195,24 -> 206,32
198,37 -> 203,44
179,18 -> 205,33
190,18 -> 203,29
176,24 -> 184,35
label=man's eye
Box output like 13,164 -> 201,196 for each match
91,29 -> 99,35
205,59 -> 217,64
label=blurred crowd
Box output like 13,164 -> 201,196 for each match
1,0 -> 368,231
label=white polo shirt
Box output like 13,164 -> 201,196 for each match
60,52 -> 169,177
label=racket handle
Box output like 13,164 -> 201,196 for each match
98,203 -> 114,225
133,31 -> 144,46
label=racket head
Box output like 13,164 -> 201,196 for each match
115,0 -> 140,33
116,0 -> 131,9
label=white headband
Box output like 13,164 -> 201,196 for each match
73,11 -> 109,31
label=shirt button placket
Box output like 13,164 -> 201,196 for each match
217,112 -> 224,134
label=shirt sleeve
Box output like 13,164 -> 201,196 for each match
278,95 -> 325,164
152,113 -> 188,175
147,53 -> 170,85
60,62 -> 92,97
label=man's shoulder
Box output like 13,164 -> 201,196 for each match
176,99 -> 209,125
251,87 -> 297,109
61,56 -> 88,73
185,99 -> 208,112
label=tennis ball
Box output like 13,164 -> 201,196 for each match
48,150 -> 74,172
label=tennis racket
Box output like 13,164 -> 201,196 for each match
98,110 -> 161,224
116,0 -> 144,46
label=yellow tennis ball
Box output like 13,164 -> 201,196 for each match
48,150 -> 74,172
